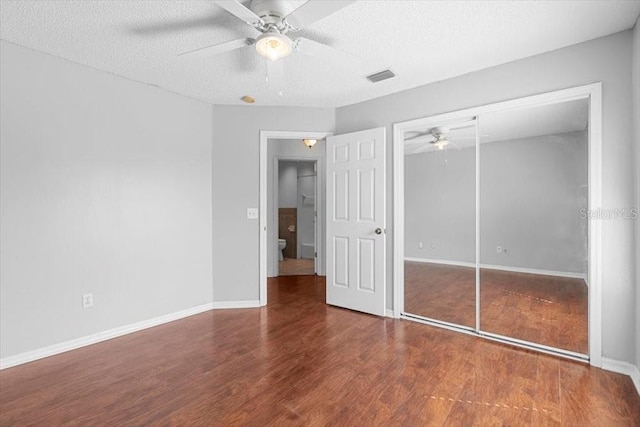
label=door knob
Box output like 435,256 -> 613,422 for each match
375,228 -> 382,235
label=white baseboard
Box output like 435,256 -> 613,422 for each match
385,309 -> 395,318
405,257 -> 586,280
211,300 -> 261,309
601,358 -> 640,396
0,302 -> 215,370
481,263 -> 586,280
405,257 -> 475,268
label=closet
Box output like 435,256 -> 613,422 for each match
396,87 -> 597,360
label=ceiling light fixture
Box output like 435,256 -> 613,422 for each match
255,29 -> 292,61
435,139 -> 449,150
303,139 -> 318,149
433,134 -> 449,150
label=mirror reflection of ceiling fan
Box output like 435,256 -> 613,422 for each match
404,127 -> 464,154
179,0 -> 358,64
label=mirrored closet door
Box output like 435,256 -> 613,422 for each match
478,99 -> 589,355
403,119 -> 477,329
400,90 -> 592,359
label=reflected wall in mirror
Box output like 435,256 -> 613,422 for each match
479,99 -> 589,354
404,120 -> 476,328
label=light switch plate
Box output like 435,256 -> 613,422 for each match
247,208 -> 259,219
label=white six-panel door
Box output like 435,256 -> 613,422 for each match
326,127 -> 386,316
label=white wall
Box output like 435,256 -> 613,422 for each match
405,132 -> 588,275
278,161 -> 298,208
211,108 -> 334,299
336,30 -> 636,364
405,146 -> 476,264
0,42 -> 213,359
297,161 -> 316,259
479,132 -> 588,273
267,139 -> 327,277
632,16 -> 640,372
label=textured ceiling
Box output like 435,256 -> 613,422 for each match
1,0 -> 639,108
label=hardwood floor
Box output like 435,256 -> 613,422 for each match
404,262 -> 588,353
404,262 -> 476,327
279,257 -> 315,276
1,275 -> 638,426
481,268 -> 588,354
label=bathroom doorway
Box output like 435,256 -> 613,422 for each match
277,160 -> 317,276
260,131 -> 330,305
263,134 -> 328,281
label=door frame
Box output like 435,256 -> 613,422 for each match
273,157 -> 319,276
259,130 -> 333,306
392,83 -> 603,366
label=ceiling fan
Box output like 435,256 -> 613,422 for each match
404,127 -> 463,154
179,0 -> 358,64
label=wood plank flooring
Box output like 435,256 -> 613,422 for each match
404,262 -> 588,353
1,275 -> 637,426
279,258 -> 315,276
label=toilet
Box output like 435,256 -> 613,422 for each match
278,239 -> 286,261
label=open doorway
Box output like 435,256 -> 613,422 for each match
260,128 -> 387,314
259,131 -> 332,306
277,159 -> 317,276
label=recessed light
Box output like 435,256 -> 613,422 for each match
241,95 -> 256,104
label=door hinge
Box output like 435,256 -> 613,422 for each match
314,252 -> 317,257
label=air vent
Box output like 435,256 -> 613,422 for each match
366,69 -> 395,83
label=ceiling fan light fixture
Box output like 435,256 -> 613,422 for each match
255,30 -> 292,61
303,138 -> 318,149
436,139 -> 449,150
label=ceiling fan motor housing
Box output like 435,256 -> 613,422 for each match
250,0 -> 298,27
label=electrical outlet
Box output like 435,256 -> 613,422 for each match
418,242 -> 423,249
247,208 -> 258,219
431,242 -> 436,249
497,246 -> 503,254
82,293 -> 93,308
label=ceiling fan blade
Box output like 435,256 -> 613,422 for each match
454,135 -> 489,140
405,134 -> 436,144
178,38 -> 254,59
294,37 -> 371,72
285,0 -> 356,29
406,144 -> 433,155
213,0 -> 264,27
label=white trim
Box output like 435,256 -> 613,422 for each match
393,83 -> 603,363
405,257 -> 476,269
481,264 -> 585,280
385,309 -> 395,318
475,115 -> 481,333
259,130 -> 333,306
396,84 -> 600,132
211,300 -> 261,309
0,303 -> 214,370
601,358 -> 640,396
392,123 -> 404,319
587,83 -> 603,367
